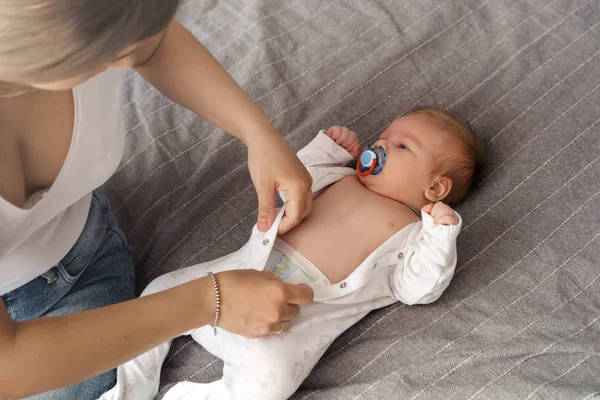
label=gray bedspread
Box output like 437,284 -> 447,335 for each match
106,0 -> 600,398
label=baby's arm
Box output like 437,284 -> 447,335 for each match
295,129 -> 356,168
325,126 -> 361,157
282,128 -> 357,201
390,202 -> 462,305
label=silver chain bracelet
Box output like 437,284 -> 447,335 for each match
207,272 -> 220,336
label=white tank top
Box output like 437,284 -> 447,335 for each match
0,69 -> 126,295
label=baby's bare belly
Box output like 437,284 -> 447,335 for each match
280,217 -> 368,284
280,176 -> 417,284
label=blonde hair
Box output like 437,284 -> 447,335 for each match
402,105 -> 485,204
0,0 -> 180,94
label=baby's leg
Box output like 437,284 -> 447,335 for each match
98,256 -> 248,400
161,305 -> 365,400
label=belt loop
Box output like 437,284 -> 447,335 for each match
40,267 -> 58,284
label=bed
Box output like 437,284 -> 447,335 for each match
105,0 -> 600,398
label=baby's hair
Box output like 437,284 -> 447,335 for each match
0,0 -> 180,95
401,105 -> 485,204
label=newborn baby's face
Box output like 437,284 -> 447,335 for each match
357,114 -> 457,205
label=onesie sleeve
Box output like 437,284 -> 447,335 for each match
296,130 -> 355,168
390,209 -> 463,305
279,131 -> 356,202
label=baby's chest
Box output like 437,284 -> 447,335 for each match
280,183 -> 414,283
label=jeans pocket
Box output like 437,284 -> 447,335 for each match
106,213 -> 129,253
57,222 -> 128,284
59,192 -> 114,280
55,261 -> 85,284
2,265 -> 76,321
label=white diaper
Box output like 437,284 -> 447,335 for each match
265,238 -> 331,290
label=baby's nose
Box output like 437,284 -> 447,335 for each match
372,139 -> 388,150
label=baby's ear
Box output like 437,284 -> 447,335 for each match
424,176 -> 452,202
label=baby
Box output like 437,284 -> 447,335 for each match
101,105 -> 482,400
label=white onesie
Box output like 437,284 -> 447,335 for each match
99,131 -> 462,400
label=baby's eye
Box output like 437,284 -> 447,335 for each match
398,143 -> 408,149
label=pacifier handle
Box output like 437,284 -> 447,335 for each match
356,160 -> 376,176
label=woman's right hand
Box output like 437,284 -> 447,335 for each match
0,268 -> 312,398
214,270 -> 313,338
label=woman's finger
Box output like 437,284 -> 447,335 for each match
282,283 -> 314,305
255,180 -> 277,232
302,190 -> 313,219
278,193 -> 304,234
267,320 -> 291,335
280,303 -> 300,320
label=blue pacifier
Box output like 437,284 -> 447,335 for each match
357,145 -> 386,176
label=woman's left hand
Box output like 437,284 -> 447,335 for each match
247,133 -> 313,234
133,21 -> 312,233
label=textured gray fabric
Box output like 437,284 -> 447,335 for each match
105,0 -> 600,398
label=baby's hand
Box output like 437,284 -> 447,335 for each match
326,126 -> 361,157
423,202 -> 459,226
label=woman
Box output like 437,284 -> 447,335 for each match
0,1 -> 314,398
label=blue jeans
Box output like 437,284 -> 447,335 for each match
1,189 -> 135,399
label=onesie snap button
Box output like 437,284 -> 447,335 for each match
397,252 -> 404,259
339,282 -> 347,289
262,238 -> 270,246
